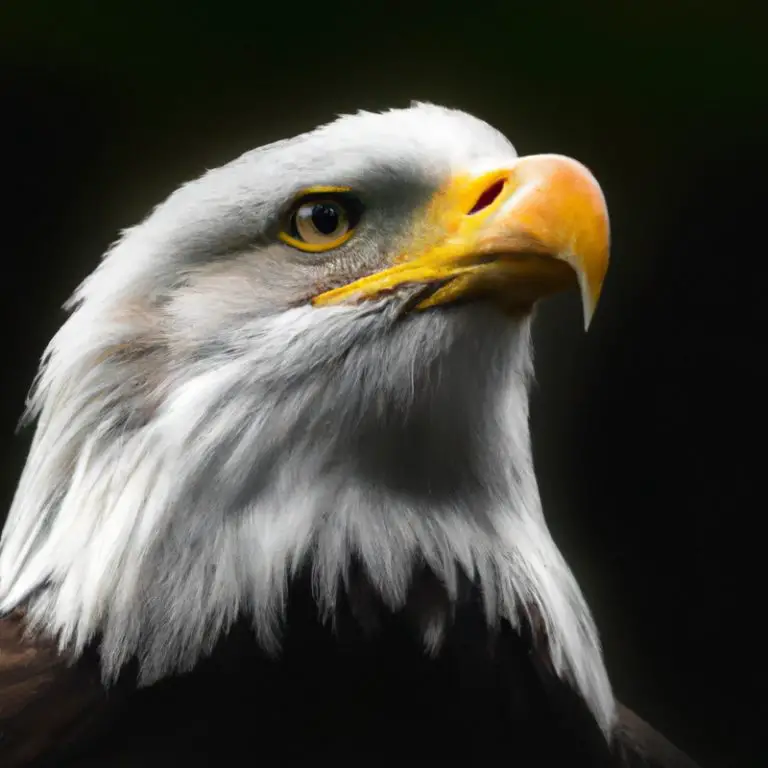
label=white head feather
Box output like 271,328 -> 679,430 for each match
0,103 -> 615,735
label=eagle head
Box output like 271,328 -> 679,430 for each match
0,103 -> 614,732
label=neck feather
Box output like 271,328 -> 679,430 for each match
0,301 -> 615,735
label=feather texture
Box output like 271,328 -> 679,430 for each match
0,104 -> 700,765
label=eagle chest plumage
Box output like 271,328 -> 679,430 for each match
0,577 -> 693,766
0,578 -> 609,766
0,104 -> 699,766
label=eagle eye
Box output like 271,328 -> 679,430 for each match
279,189 -> 363,252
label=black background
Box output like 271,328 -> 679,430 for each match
0,3 -> 764,766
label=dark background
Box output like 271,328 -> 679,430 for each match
0,2 -> 764,766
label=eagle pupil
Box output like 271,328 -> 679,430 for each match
311,204 -> 340,235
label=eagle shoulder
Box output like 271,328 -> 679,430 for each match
0,609 -> 106,767
613,702 -> 702,768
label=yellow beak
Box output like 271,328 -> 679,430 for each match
312,154 -> 609,329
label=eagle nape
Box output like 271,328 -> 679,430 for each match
0,103 -> 702,767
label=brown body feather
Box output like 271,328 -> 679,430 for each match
614,703 -> 702,768
0,576 -> 701,768
0,611 -> 107,766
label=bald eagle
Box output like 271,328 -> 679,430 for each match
0,104 -> 699,767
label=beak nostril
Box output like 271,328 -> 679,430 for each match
468,179 -> 506,215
